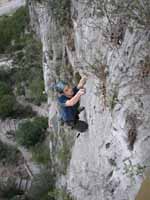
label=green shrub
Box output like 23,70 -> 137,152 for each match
28,78 -> 47,105
48,188 -> 74,200
0,140 -> 20,165
33,117 -> 48,130
57,132 -> 74,175
10,196 -> 28,200
0,81 -> 12,96
16,83 -> 26,96
0,6 -> 46,105
26,169 -> 73,200
0,94 -> 17,119
27,169 -> 56,200
12,104 -> 36,118
31,143 -> 50,165
0,6 -> 29,53
0,69 -> 14,87
16,117 -> 48,148
11,35 -> 46,105
0,38 -> 46,106
0,79 -> 15,119
108,89 -> 119,111
57,143 -> 72,175
0,177 -> 23,199
0,83 -> 35,119
0,6 -> 46,110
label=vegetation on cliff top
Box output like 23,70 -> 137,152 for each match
0,6 -> 47,120
0,78 -> 35,119
0,6 -> 29,54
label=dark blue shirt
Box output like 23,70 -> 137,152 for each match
58,87 -> 79,122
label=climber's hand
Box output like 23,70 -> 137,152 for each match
77,76 -> 87,89
78,88 -> 86,96
66,88 -> 85,106
81,76 -> 87,83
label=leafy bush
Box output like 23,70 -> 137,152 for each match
108,90 -> 119,111
0,177 -> 24,199
0,81 -> 12,96
28,78 -> 47,105
0,140 -> 20,165
0,6 -> 29,53
0,69 -> 11,82
12,104 -> 36,118
0,94 -> 17,119
0,80 -> 16,119
57,145 -> 72,175
10,35 -> 43,83
57,132 -> 74,175
10,196 -> 28,200
0,77 -> 35,119
11,35 -> 46,105
48,188 -> 74,200
16,117 -> 48,148
0,37 -> 46,106
0,6 -> 46,105
27,169 -> 56,200
31,142 -> 50,165
33,117 -> 48,130
26,168 -> 73,200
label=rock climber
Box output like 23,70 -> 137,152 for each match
55,76 -> 88,132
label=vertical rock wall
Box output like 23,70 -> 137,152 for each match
28,0 -> 150,199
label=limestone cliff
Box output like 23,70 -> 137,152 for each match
28,0 -> 150,200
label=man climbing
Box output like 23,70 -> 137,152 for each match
55,76 -> 88,133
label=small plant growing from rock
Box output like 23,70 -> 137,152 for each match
0,177 -> 24,199
57,130 -> 74,175
48,188 -> 74,200
49,0 -> 71,28
107,89 -> 119,111
31,142 -> 50,165
139,55 -> 150,79
123,159 -> 146,179
27,169 -> 56,200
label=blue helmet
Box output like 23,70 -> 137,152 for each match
55,80 -> 68,93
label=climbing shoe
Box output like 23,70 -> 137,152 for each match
78,106 -> 85,113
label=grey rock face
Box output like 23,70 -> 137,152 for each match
28,0 -> 150,199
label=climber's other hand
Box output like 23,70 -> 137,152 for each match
77,75 -> 87,89
80,76 -> 87,85
82,76 -> 87,82
78,88 -> 86,96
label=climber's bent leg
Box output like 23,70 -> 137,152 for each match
74,120 -> 88,132
65,117 -> 88,132
65,120 -> 75,128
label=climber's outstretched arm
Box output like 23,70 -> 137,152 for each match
77,76 -> 87,89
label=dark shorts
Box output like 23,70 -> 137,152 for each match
65,116 -> 88,133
